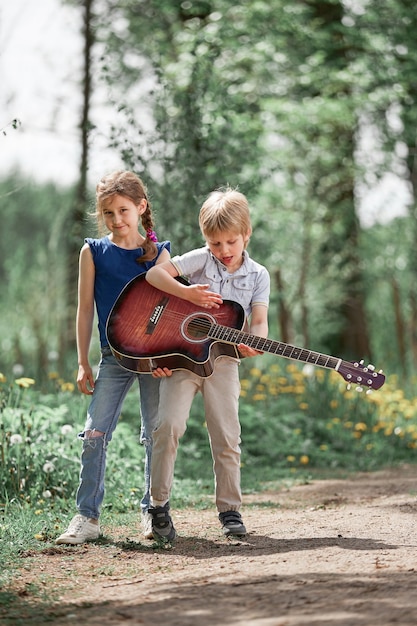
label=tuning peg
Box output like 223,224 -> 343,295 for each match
346,383 -> 351,391
366,389 -> 372,395
359,359 -> 364,365
356,386 -> 364,392
367,364 -> 375,371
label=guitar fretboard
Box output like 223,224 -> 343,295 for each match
209,324 -> 341,371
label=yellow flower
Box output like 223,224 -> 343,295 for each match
354,422 -> 367,432
299,402 -> 309,410
15,377 -> 35,388
319,444 -> 328,451
299,455 -> 309,465
0,372 -> 6,383
60,382 -> 75,392
286,455 -> 296,462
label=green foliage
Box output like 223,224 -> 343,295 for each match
1,359 -> 417,592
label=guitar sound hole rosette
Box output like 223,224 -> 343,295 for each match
181,314 -> 214,343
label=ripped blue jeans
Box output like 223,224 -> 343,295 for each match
76,347 -> 160,519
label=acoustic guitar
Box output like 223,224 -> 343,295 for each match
106,273 -> 385,391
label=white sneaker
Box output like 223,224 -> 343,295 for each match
141,511 -> 153,539
55,514 -> 100,545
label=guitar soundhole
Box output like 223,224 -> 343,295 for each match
182,315 -> 213,343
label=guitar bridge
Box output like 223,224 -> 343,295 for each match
146,297 -> 168,334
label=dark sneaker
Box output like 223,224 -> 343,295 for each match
219,510 -> 247,537
148,502 -> 176,542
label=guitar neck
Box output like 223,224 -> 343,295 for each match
209,324 -> 341,371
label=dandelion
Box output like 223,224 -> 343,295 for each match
43,462 -> 55,473
286,455 -> 296,462
354,423 -> 367,432
15,377 -> 35,389
252,393 -> 267,401
0,372 -> 6,383
302,364 -> 315,378
42,490 -> 52,499
48,371 -> 59,380
10,434 -> 23,445
12,363 -> 24,376
299,402 -> 309,410
300,455 -> 309,465
60,382 -> 75,392
61,424 -> 73,435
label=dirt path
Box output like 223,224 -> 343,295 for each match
9,464 -> 417,625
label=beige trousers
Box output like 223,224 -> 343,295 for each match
150,357 -> 242,512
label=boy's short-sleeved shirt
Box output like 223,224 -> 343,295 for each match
171,246 -> 270,317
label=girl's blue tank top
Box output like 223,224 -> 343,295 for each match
86,236 -> 171,347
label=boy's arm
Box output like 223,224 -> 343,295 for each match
238,304 -> 269,358
146,261 -> 223,309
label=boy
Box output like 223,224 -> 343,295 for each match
146,187 -> 270,541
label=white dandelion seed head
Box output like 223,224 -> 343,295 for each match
10,434 -> 23,445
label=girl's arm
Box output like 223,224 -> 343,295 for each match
146,261 -> 223,308
76,244 -> 96,395
155,247 -> 171,265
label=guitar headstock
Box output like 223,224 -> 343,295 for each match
338,360 -> 385,392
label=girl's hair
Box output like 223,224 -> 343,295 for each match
95,170 -> 158,262
199,187 -> 252,248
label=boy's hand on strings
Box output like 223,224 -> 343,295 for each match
186,284 -> 223,309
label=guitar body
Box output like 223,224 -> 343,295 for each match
106,273 -> 246,377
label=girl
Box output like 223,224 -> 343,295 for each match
56,170 -> 170,544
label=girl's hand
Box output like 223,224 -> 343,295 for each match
237,343 -> 264,358
77,364 -> 95,395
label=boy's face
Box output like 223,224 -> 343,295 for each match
205,229 -> 250,273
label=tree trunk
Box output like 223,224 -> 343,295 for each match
60,0 -> 94,368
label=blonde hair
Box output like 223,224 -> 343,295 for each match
95,170 -> 157,262
199,187 -> 252,247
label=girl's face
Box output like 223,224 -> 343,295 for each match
205,229 -> 250,274
102,194 -> 146,243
